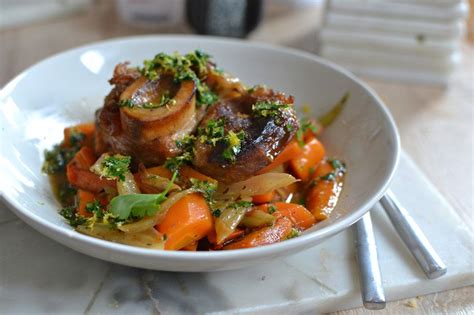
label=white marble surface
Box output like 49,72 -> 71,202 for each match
1,152 -> 473,314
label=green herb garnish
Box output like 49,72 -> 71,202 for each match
92,154 -> 131,181
268,204 -> 277,214
140,50 -> 217,107
59,206 -> 87,228
42,145 -> 77,175
108,171 -> 178,220
212,209 -> 222,217
198,119 -> 246,162
252,101 -> 290,119
286,228 -> 300,239
190,178 -> 217,202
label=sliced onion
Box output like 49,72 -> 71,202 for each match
215,173 -> 298,200
77,224 -> 164,249
138,170 -> 180,194
117,172 -> 140,195
240,210 -> 275,228
214,201 -> 253,244
118,215 -> 157,233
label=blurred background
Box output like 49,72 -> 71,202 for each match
0,0 -> 471,87
0,1 -> 473,313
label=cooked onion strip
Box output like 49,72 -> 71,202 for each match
118,215 -> 157,233
215,173 -> 298,200
78,224 -> 164,249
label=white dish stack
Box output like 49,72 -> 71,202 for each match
319,0 -> 469,86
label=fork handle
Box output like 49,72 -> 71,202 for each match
353,212 -> 386,310
380,190 -> 447,279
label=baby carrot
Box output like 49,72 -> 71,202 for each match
157,193 -> 213,250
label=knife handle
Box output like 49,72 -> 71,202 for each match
353,212 -> 386,310
380,190 -> 447,279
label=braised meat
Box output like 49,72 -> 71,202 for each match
193,87 -> 299,183
95,63 -> 203,166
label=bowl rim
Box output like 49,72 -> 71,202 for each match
0,34 -> 400,262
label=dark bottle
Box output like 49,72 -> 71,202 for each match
186,0 -> 263,38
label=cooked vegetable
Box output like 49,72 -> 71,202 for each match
157,193 -> 213,250
215,173 -> 297,200
306,160 -> 345,221
63,123 -> 95,148
289,135 -> 325,181
214,200 -> 253,244
77,189 -> 96,217
66,147 -> 115,193
252,191 -> 274,204
257,140 -> 303,174
108,172 -> 177,219
240,209 -> 276,228
45,50 -> 347,251
78,224 -> 164,249
223,216 -> 293,250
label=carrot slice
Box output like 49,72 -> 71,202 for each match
289,135 -> 325,181
306,161 -> 344,221
179,166 -> 217,185
66,147 -> 115,193
223,216 -> 293,250
145,165 -> 173,179
64,123 -> 95,148
252,191 -> 275,204
181,241 -> 198,251
77,189 -> 96,217
252,202 -> 316,230
157,193 -> 213,250
272,202 -> 315,230
257,141 -> 303,174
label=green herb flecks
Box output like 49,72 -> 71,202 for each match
295,118 -> 323,147
198,119 -> 246,162
252,101 -> 290,122
42,145 -> 77,175
212,209 -> 222,217
190,178 -> 217,202
164,135 -> 196,172
140,50 -> 217,107
286,228 -> 300,240
268,204 -> 277,214
91,154 -> 131,181
59,206 -> 87,228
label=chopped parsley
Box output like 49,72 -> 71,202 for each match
69,129 -> 86,148
252,101 -> 290,120
296,118 -> 322,147
139,50 -> 217,107
198,119 -> 246,162
198,119 -> 225,145
91,154 -> 131,181
119,92 -> 175,109
85,200 -> 103,218
286,228 -> 300,239
229,200 -> 254,209
42,145 -> 78,175
320,173 -> 336,181
268,204 -> 277,214
59,206 -> 86,228
190,178 -> 217,202
165,135 -> 196,172
330,159 -> 346,174
212,209 -> 222,217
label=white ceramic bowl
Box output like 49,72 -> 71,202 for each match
0,36 -> 399,271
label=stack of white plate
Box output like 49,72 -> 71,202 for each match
319,0 -> 469,85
